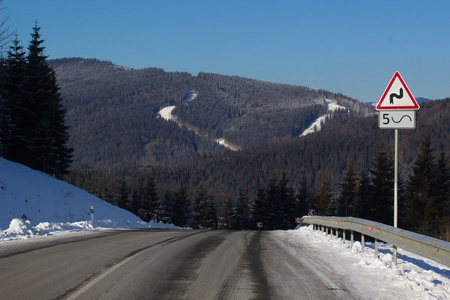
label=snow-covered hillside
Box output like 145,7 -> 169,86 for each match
300,99 -> 346,137
0,158 -> 177,241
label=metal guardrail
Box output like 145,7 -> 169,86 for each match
301,216 -> 450,268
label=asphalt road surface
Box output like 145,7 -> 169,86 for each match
0,230 -> 362,299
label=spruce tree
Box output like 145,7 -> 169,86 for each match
140,176 -> 159,222
171,184 -> 191,227
434,151 -> 450,240
3,34 -> 31,164
117,180 -> 128,209
355,169 -> 371,219
265,174 -> 280,229
252,185 -> 268,229
26,22 -> 72,177
191,184 -> 217,229
369,145 -> 394,225
337,161 -> 357,216
295,176 -> 310,217
229,185 -> 251,230
0,46 -> 8,155
160,188 -> 174,224
405,136 -> 442,236
276,172 -> 295,229
315,173 -> 334,216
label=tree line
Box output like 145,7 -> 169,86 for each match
68,135 -> 449,239
0,23 -> 72,178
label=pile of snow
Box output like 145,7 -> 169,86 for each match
0,158 -> 179,242
300,99 -> 346,137
277,225 -> 450,299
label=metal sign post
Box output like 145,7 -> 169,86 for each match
376,71 -> 420,265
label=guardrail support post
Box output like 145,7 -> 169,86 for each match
350,230 -> 354,248
343,230 -> 346,243
335,228 -> 339,239
393,246 -> 398,265
375,239 -> 379,258
361,234 -> 365,253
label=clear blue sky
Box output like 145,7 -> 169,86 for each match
3,0 -> 449,103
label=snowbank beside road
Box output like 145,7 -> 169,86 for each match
276,225 -> 450,300
0,158 -> 178,242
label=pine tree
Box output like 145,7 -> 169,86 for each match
265,174 -> 280,229
140,176 -> 159,222
229,185 -> 251,230
369,145 -> 394,225
26,22 -> 72,177
337,161 -> 357,216
355,169 -> 371,219
3,34 -> 31,164
434,151 -> 450,240
295,176 -> 310,217
117,180 -> 128,209
191,184 -> 217,229
224,196 -> 234,229
0,49 -> 7,155
252,184 -> 268,229
405,136 -> 443,236
171,184 -> 191,227
204,192 -> 218,229
160,188 -> 174,224
316,172 -> 333,216
276,172 -> 295,229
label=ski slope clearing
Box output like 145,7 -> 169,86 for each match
158,105 -> 176,121
0,158 -> 178,241
300,99 -> 346,137
276,226 -> 450,300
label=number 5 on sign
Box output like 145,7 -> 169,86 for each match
378,111 -> 416,129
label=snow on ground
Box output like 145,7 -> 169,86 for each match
276,225 -> 450,300
0,158 -> 179,242
300,99 -> 346,137
158,105 -> 176,121
1,158 -> 449,298
216,138 -> 239,151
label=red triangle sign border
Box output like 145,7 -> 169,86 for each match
376,71 -> 420,110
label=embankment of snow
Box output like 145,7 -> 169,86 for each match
0,158 -> 179,242
276,225 -> 450,300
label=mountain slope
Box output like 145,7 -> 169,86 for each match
50,58 -> 374,168
66,98 -> 450,206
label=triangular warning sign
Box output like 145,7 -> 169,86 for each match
376,71 -> 420,110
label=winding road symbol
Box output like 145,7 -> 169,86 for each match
391,114 -> 412,124
389,87 -> 403,105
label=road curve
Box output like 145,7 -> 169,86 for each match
0,229 -> 361,299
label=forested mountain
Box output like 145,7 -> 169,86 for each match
49,58 -> 448,237
66,99 -> 449,229
49,58 -> 373,168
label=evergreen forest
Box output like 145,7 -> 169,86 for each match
66,99 -> 450,240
